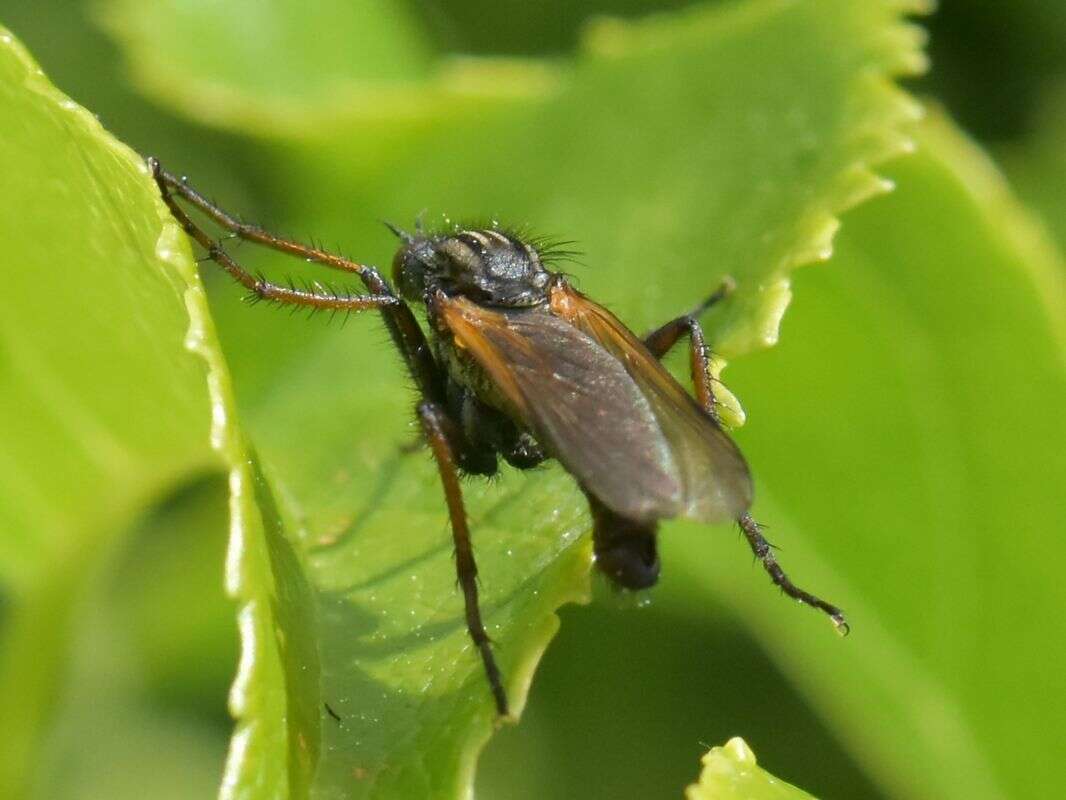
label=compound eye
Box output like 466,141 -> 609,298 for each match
392,248 -> 426,301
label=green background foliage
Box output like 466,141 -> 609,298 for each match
1,1 -> 1063,799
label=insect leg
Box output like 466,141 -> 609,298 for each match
737,512 -> 849,634
154,177 -> 399,312
150,158 -> 368,276
643,277 -> 734,355
150,158 -> 445,402
644,313 -> 720,417
647,283 -> 847,632
418,400 -> 510,717
649,314 -> 716,413
643,278 -> 735,417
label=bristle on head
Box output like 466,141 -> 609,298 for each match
382,220 -> 414,243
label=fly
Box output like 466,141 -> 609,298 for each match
149,158 -> 848,718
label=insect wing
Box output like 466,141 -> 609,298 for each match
438,295 -> 686,521
549,283 -> 753,523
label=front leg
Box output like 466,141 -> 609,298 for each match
417,400 -> 510,717
151,158 -> 444,405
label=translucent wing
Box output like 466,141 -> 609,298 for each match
438,295 -> 685,521
549,282 -> 753,523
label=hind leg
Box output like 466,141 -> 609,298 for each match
737,513 -> 849,634
645,282 -> 849,632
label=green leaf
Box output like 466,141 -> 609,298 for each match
686,738 -> 817,800
0,31 -> 210,594
171,1 -> 927,797
5,0 -> 930,797
0,25 -> 221,796
0,25 -> 315,800
657,110 -> 1066,800
999,84 -> 1066,254
95,0 -> 560,136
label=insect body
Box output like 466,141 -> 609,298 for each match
149,159 -> 848,718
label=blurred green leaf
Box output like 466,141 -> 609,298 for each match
999,84 -> 1066,253
108,477 -> 236,714
0,25 -> 219,797
686,738 -> 817,800
96,0 -> 560,137
33,594 -> 229,800
659,111 -> 1066,800
918,0 -> 1066,140
420,0 -> 694,56
15,477 -> 234,800
476,602 -> 878,799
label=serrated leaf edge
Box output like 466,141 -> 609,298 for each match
149,119 -> 284,800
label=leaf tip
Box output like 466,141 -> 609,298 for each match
687,737 -> 819,800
